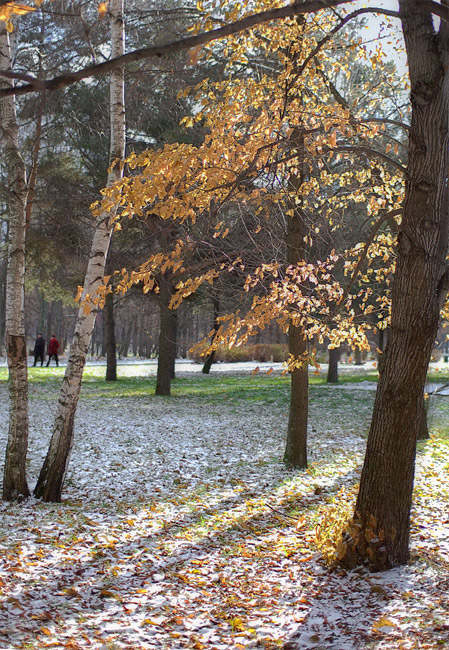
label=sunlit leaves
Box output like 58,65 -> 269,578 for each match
0,1 -> 35,31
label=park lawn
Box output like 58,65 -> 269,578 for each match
0,365 -> 448,650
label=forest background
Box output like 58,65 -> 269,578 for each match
0,4 -> 449,644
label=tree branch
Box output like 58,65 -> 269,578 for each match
334,145 -> 406,172
337,208 -> 401,308
2,0 -> 439,98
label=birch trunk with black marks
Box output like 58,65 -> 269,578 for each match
34,0 -> 125,502
1,25 -> 30,501
342,1 -> 449,570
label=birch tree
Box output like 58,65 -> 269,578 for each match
34,0 -> 126,502
1,22 -> 30,501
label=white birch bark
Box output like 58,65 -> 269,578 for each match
34,0 -> 126,501
1,24 -> 30,501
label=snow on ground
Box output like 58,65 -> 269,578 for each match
0,364 -> 448,650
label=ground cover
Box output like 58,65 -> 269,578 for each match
0,364 -> 448,649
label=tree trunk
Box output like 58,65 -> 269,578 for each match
120,320 -> 133,358
417,396 -> 429,441
284,324 -> 308,468
132,314 -> 139,356
34,0 -> 125,502
341,2 -> 449,570
202,295 -> 220,374
155,277 -> 177,396
0,253 -> 7,356
1,25 -> 30,501
283,124 -> 308,469
104,291 -> 117,381
327,346 -> 339,383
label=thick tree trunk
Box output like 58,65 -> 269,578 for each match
342,2 -> 449,570
34,0 -> 125,502
104,292 -> 117,381
1,25 -> 30,501
202,295 -> 220,374
417,396 -> 429,441
155,278 -> 177,395
327,346 -> 339,383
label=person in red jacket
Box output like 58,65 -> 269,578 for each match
47,334 -> 60,367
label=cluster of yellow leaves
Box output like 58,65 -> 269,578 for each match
91,0 -> 409,349
315,484 -> 359,565
0,1 -> 35,32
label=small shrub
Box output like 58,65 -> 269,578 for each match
188,343 -> 288,363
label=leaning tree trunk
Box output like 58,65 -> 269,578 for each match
34,0 -> 125,502
342,1 -> 449,570
155,277 -> 177,396
1,25 -> 30,501
283,125 -> 308,469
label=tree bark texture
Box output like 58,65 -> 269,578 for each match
34,0 -> 126,502
327,346 -> 339,384
284,324 -> 308,468
283,126 -> 308,469
417,396 -> 429,441
1,26 -> 30,501
342,2 -> 449,570
104,292 -> 117,381
156,278 -> 177,396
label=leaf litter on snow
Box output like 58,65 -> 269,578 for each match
0,365 -> 447,650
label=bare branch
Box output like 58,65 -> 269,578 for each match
0,0 -> 417,98
334,145 -> 406,172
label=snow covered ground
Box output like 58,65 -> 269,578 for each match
0,367 -> 448,650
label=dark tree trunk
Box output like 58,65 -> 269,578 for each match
202,296 -> 220,374
327,346 -> 339,383
283,125 -> 308,469
341,2 -> 449,570
417,396 -> 429,441
120,320 -> 132,358
156,278 -> 177,396
353,348 -> 363,365
132,315 -> 139,357
104,292 -> 117,381
284,324 -> 308,468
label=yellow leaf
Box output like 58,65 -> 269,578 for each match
98,2 -> 108,17
40,627 -> 52,636
5,20 -> 13,31
373,616 -> 396,631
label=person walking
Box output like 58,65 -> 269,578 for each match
47,334 -> 60,367
33,333 -> 46,366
